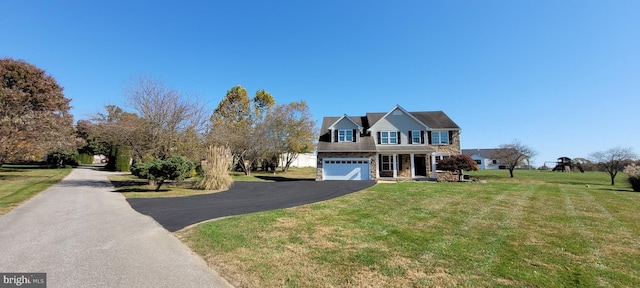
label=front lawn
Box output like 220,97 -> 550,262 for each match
113,167 -> 317,198
179,170 -> 640,287
0,164 -> 72,216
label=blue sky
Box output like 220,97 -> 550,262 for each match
3,0 -> 639,166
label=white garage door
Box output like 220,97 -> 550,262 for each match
323,158 -> 370,180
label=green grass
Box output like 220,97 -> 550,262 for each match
231,167 -> 317,182
0,164 -> 72,216
113,167 -> 317,198
180,170 -> 640,287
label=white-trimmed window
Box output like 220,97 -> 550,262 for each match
411,130 -> 421,144
380,131 -> 398,144
338,129 -> 353,142
382,155 -> 394,171
431,131 -> 449,145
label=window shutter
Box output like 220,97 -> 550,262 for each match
421,131 -> 425,144
427,131 -> 432,144
449,131 -> 453,144
377,132 -> 381,144
397,131 -> 401,144
398,155 -> 402,171
334,130 -> 338,142
408,130 -> 412,144
353,129 -> 357,142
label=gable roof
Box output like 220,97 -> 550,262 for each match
367,105 -> 429,131
328,114 -> 363,130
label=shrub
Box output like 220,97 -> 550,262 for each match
130,162 -> 151,179
46,151 -> 79,168
74,152 -> 94,165
624,163 -> 640,192
437,155 -> 479,181
146,156 -> 195,191
115,146 -> 131,172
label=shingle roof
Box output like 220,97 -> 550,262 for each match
318,109 -> 459,152
462,149 -> 497,159
411,111 -> 460,129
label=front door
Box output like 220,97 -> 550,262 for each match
415,156 -> 427,176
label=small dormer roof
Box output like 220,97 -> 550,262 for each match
328,114 -> 363,130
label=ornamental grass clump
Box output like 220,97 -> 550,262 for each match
194,145 -> 233,191
624,163 -> 640,192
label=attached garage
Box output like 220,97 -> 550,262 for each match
322,158 -> 370,180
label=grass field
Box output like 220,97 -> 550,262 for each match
112,167 -> 317,198
180,170 -> 640,287
0,164 -> 72,216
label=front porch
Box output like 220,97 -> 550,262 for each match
376,153 -> 437,180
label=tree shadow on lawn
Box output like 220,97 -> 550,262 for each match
108,178 -> 170,193
254,175 -> 315,182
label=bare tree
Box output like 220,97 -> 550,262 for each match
492,139 -> 534,178
125,76 -> 206,160
590,147 -> 636,185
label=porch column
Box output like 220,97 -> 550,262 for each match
393,153 -> 397,178
431,155 -> 437,179
410,153 -> 415,178
375,153 -> 380,179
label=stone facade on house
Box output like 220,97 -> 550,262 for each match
316,105 -> 461,181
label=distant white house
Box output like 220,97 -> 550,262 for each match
279,153 -> 317,168
462,149 -> 504,170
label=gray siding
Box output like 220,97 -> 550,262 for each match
333,118 -> 358,130
371,111 -> 425,145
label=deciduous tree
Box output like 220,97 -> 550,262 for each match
492,139 -> 534,178
264,101 -> 317,172
208,85 -> 275,175
590,147 -> 636,185
0,58 -> 80,166
91,105 -> 149,169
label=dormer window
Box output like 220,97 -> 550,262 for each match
338,129 -> 353,142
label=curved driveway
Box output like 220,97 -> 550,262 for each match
127,180 -> 375,232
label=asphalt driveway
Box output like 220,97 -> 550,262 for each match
127,180 -> 375,232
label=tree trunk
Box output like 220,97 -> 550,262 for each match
610,176 -> 615,185
509,168 -> 515,178
243,160 -> 251,176
155,180 -> 164,191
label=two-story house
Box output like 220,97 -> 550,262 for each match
316,105 -> 461,181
